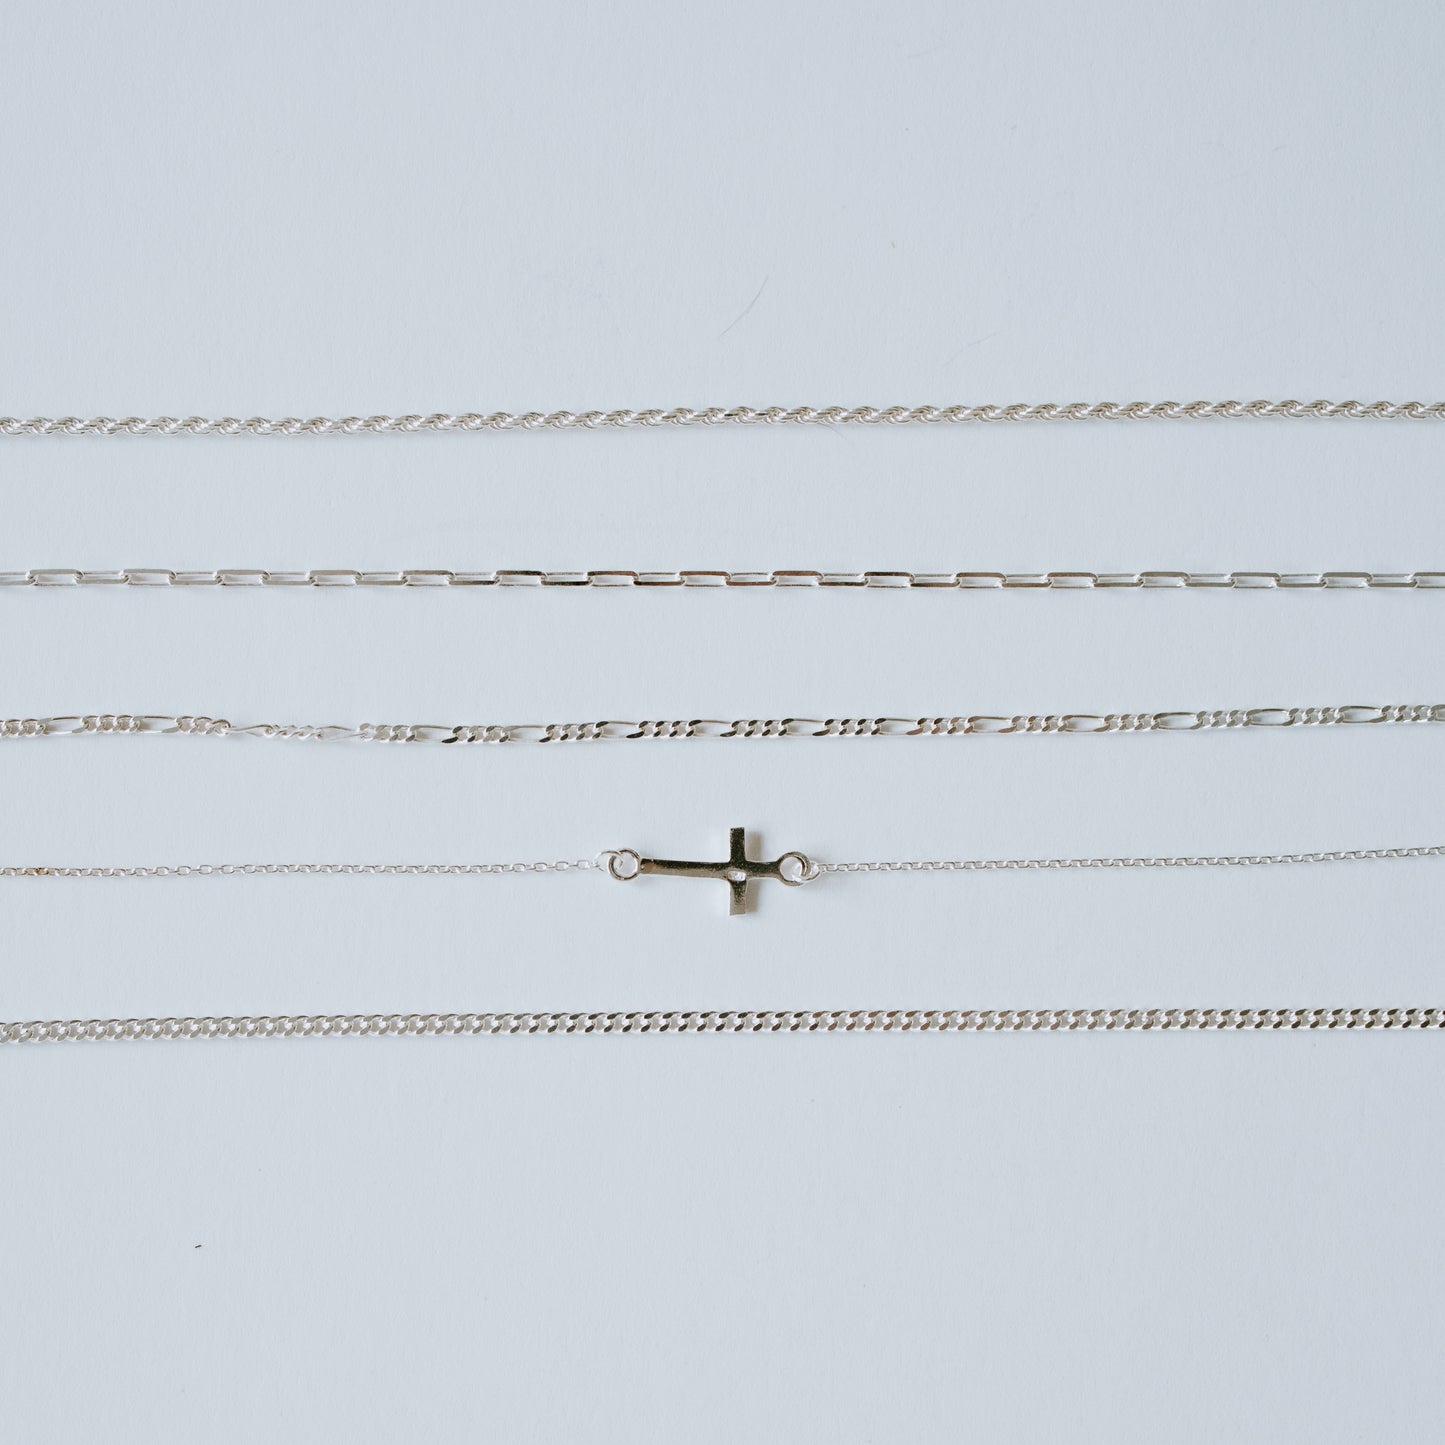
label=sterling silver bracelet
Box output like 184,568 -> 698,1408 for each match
5,568 -> 1445,591
5,1007 -> 1441,1047
3,702 -> 1441,746
3,398 -> 1444,437
8,829 -> 1443,915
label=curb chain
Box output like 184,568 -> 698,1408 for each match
4,1007 -> 1442,1045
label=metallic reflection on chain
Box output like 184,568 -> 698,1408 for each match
7,840 -> 1443,883
5,568 -> 1445,589
2,704 -> 1442,746
3,1008 -> 1442,1045
3,399 -> 1445,437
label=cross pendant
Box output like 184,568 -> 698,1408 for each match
607,827 -> 813,915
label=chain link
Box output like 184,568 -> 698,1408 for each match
4,568 -> 1445,590
2,400 -> 1444,438
3,1007 -> 1441,1045
3,703 -> 1442,746
7,840 -> 1442,883
0,860 -> 599,879
817,843 -> 1445,873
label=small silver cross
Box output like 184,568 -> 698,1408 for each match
604,827 -> 814,915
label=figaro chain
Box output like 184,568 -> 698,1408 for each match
5,1008 -> 1443,1046
2,399 -> 1445,436
3,702 -> 1443,745
6,568 -> 1445,591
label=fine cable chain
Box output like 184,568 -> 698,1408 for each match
2,860 -> 602,879
6,842 -> 1444,882
4,1008 -> 1443,1046
8,568 -> 1445,590
2,702 -> 1443,745
3,399 -> 1445,437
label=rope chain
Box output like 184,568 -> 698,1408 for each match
4,1007 -> 1441,1045
3,400 -> 1445,437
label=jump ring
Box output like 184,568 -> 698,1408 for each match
601,848 -> 642,882
776,852 -> 816,886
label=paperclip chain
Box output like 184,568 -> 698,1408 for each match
2,702 -> 1442,746
3,399 -> 1445,437
6,568 -> 1445,590
4,1007 -> 1442,1046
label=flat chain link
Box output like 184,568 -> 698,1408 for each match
2,400 -> 1444,437
5,568 -> 1445,590
3,1007 -> 1441,1045
2,703 -> 1441,745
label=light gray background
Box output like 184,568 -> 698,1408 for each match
3,2 -> 1444,1440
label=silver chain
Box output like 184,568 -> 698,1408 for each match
815,843 -> 1445,873
3,400 -> 1445,437
4,1007 -> 1441,1045
6,568 -> 1445,590
3,703 -> 1442,746
7,841 -> 1442,883
1,859 -> 599,879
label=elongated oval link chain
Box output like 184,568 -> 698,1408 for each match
2,703 -> 1442,745
2,400 -> 1445,437
3,1007 -> 1442,1045
5,568 -> 1445,590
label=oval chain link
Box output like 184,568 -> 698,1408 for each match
0,860 -> 600,879
4,568 -> 1445,590
816,843 -> 1445,874
2,703 -> 1442,746
3,1007 -> 1441,1046
2,399 -> 1445,437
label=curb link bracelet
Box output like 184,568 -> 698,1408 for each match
4,702 -> 1442,746
3,399 -> 1444,437
4,1008 -> 1443,1046
7,830 -> 1442,915
6,568 -> 1445,591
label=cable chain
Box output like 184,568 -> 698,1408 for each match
6,568 -> 1445,590
3,1007 -> 1441,1045
3,704 -> 1443,746
7,841 -> 1443,883
3,400 -> 1445,437
816,843 -> 1445,873
0,860 -> 600,879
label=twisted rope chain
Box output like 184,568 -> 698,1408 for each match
7,568 -> 1445,591
2,702 -> 1441,746
3,400 -> 1444,437
6,841 -> 1442,881
4,1008 -> 1442,1045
